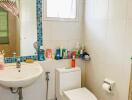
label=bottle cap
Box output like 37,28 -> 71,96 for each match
72,55 -> 75,59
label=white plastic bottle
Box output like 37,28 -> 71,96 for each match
0,52 -> 4,63
0,51 -> 5,70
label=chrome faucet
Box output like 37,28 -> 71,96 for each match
13,52 -> 21,71
16,58 -> 21,72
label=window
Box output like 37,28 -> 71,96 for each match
0,9 -> 9,44
45,0 -> 78,21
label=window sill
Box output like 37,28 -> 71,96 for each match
44,17 -> 79,22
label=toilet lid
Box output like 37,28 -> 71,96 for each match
64,88 -> 97,100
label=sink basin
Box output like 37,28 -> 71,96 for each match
0,62 -> 43,88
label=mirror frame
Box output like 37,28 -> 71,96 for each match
4,0 -> 43,63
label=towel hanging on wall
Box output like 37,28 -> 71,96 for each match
0,0 -> 19,17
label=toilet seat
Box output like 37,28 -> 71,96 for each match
64,87 -> 97,100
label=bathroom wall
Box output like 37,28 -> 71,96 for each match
43,0 -> 84,50
41,1 -> 85,99
84,0 -> 132,100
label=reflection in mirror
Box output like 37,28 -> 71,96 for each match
0,0 -> 37,57
0,9 -> 9,44
0,9 -> 19,57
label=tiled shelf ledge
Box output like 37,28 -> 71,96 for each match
4,54 -> 88,63
38,59 -> 84,69
39,58 -> 82,64
4,55 -> 37,63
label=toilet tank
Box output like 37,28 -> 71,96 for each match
55,67 -> 81,100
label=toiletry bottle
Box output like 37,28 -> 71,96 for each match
46,49 -> 52,59
75,42 -> 80,58
0,52 -> 4,63
62,48 -> 67,59
55,48 -> 60,60
71,55 -> 76,68
80,49 -> 83,58
0,52 -> 5,70
38,46 -> 45,61
67,50 -> 71,59
60,46 -> 63,59
72,51 -> 76,58
13,52 -> 16,62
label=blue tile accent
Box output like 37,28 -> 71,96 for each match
4,55 -> 37,63
36,0 -> 43,47
4,0 -> 43,63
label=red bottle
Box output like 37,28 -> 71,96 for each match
71,55 -> 76,68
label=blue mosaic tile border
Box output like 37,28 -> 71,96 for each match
4,0 -> 43,63
36,0 -> 43,47
4,55 -> 37,63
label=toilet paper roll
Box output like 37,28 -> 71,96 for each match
102,83 -> 111,93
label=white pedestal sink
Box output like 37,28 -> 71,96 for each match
0,62 -> 43,88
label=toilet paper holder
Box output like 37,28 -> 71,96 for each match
103,78 -> 115,92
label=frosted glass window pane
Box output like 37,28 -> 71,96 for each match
47,0 -> 76,18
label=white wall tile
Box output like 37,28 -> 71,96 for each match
127,0 -> 132,19
84,0 -> 131,100
108,0 -> 128,20
85,0 -> 108,20
43,0 -> 84,49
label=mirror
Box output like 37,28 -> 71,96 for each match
0,0 -> 37,57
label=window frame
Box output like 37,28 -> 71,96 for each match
43,0 -> 79,22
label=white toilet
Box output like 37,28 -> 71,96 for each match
55,67 -> 97,100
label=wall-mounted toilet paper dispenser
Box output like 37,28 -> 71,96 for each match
102,78 -> 115,93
